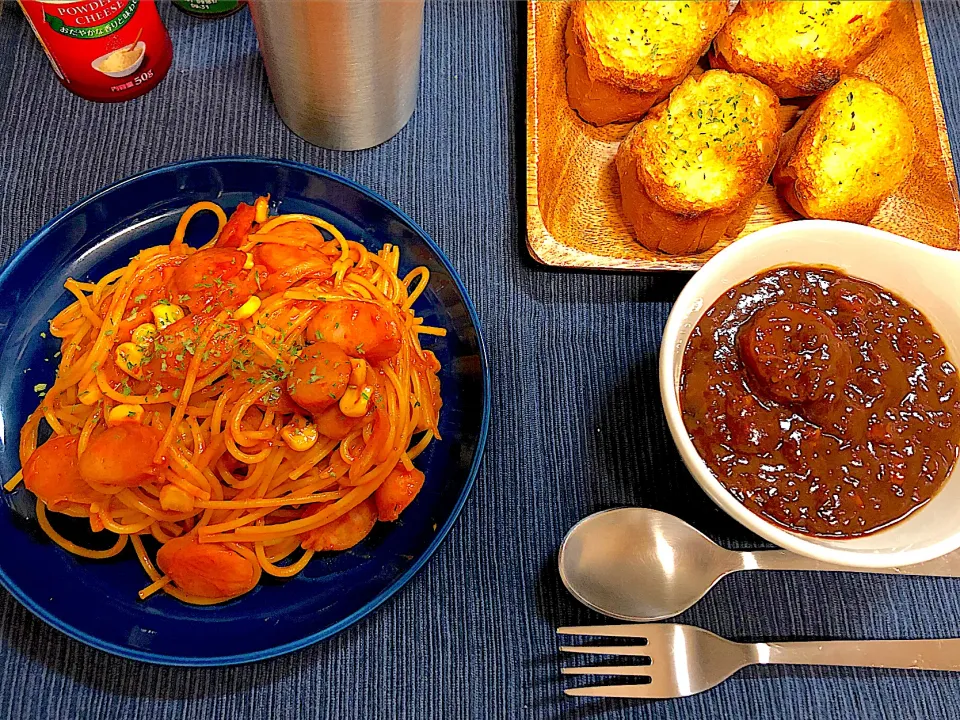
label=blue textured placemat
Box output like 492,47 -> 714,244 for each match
2,1 -> 960,718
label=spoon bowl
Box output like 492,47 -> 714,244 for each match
559,508 -> 739,621
559,508 -> 960,621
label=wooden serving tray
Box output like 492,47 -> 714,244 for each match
526,0 -> 960,271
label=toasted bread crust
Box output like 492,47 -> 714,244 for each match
616,70 -> 781,255
565,0 -> 728,126
773,76 -> 916,224
712,0 -> 895,98
565,20 -> 665,126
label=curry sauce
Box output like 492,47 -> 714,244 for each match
680,266 -> 960,537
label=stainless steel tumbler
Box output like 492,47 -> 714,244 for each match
248,0 -> 424,151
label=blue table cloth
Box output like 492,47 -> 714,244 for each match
2,1 -> 960,718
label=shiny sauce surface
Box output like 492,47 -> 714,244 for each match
680,266 -> 960,537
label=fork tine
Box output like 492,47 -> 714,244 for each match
561,666 -> 650,676
564,684 -> 666,699
559,645 -> 650,656
557,625 -> 649,639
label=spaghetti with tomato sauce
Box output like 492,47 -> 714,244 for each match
7,197 -> 444,605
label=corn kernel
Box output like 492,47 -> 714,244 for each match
339,385 -> 373,418
131,322 -> 157,348
243,252 -> 255,270
159,484 -> 195,513
107,404 -> 143,427
254,196 -> 269,224
150,303 -> 184,330
115,342 -> 144,379
348,358 -> 367,386
233,295 -> 262,321
77,383 -> 102,406
280,421 -> 319,452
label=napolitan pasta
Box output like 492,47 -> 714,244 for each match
7,197 -> 444,605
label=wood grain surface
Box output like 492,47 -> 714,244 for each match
526,0 -> 960,271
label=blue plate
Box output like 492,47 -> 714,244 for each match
0,158 -> 490,665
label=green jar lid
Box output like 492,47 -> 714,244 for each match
173,0 -> 243,19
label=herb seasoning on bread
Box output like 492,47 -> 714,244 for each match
773,76 -> 916,223
711,0 -> 895,98
616,69 -> 781,255
565,0 -> 728,126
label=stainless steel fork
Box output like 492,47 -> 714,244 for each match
559,624 -> 960,699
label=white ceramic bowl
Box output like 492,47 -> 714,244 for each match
660,220 -> 960,568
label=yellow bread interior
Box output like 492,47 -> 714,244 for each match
634,70 -> 780,210
727,1 -> 894,66
799,77 -> 915,215
579,1 -> 726,88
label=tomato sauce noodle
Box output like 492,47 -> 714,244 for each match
8,198 -> 445,605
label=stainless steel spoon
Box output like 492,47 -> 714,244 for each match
558,508 -> 960,622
